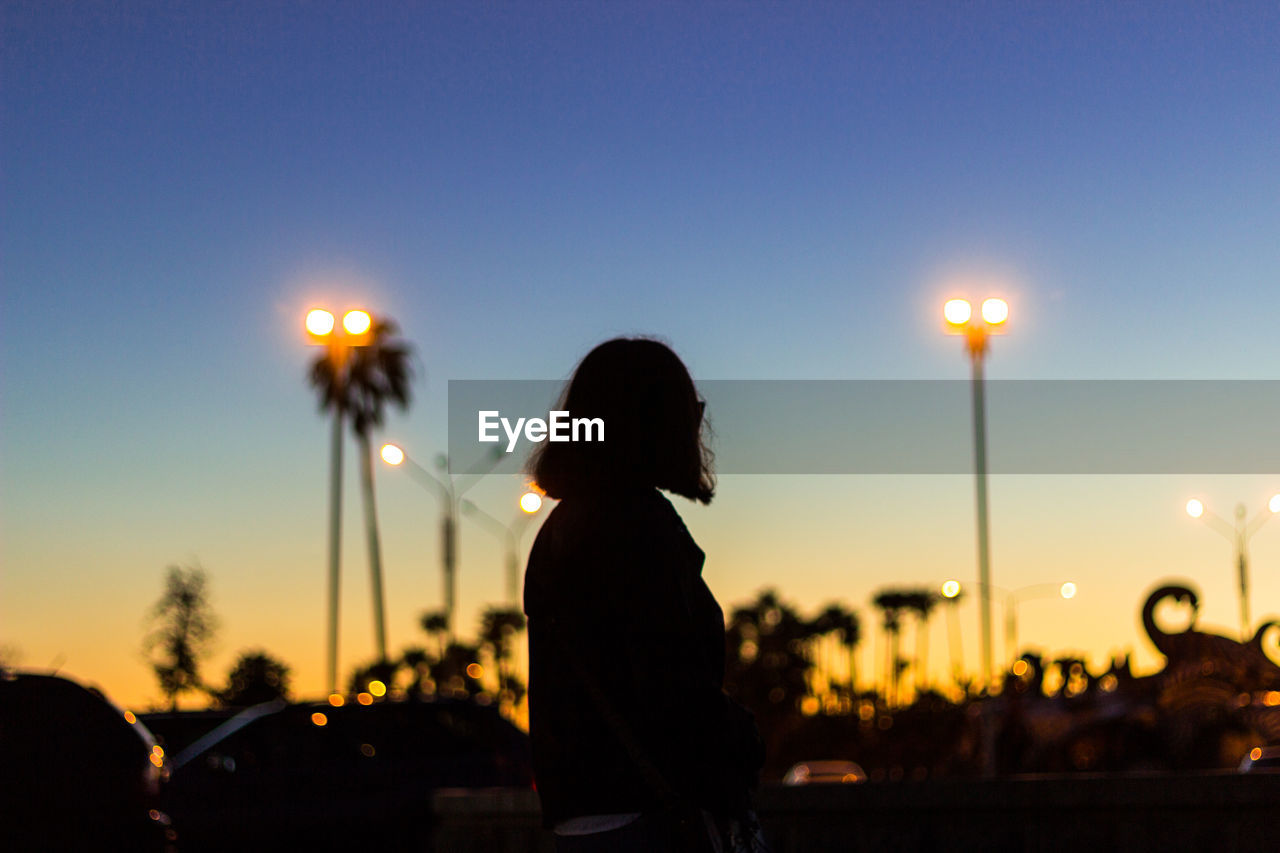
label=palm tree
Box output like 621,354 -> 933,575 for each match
420,610 -> 450,659
872,589 -> 914,706
479,606 -> 527,712
902,588 -> 940,692
942,588 -> 967,692
309,316 -> 413,663
811,603 -> 861,700
399,646 -> 431,699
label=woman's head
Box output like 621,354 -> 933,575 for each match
529,337 -> 715,504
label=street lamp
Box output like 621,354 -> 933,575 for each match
943,296 -> 1008,687
1184,494 -> 1280,639
381,443 -> 503,638
942,579 -> 1075,670
305,308 -> 372,694
459,491 -> 546,606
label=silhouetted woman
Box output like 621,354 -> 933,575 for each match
524,338 -> 768,852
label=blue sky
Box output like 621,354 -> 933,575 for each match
3,1 -> 1280,706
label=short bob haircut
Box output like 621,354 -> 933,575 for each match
528,337 -> 715,504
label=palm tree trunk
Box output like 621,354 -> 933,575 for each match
917,616 -> 930,692
326,398 -> 344,694
358,431 -> 389,662
848,644 -> 858,697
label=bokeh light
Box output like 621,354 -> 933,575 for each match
943,299 -> 971,325
981,298 -> 1009,325
306,309 -> 335,336
343,310 -> 371,335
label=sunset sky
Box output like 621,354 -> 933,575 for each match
4,1 -> 1280,710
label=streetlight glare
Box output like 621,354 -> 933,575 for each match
1269,494 -> 1280,514
380,444 -> 405,466
941,580 -> 961,599
981,298 -> 1009,325
520,492 -> 543,514
306,309 -> 335,336
1186,499 -> 1205,518
343,310 -> 372,335
1060,582 -> 1077,599
943,299 -> 972,325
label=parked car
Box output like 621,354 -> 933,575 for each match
0,671 -> 174,852
160,697 -> 533,851
782,759 -> 867,785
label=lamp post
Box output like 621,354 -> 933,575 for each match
381,443 -> 502,638
943,296 -> 1008,687
459,492 -> 545,606
941,579 -> 1076,669
1185,495 -> 1280,640
305,308 -> 371,695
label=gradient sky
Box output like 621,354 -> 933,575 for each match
4,1 -> 1280,710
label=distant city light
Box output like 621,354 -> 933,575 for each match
328,693 -> 345,707
941,580 -> 961,599
311,712 -> 328,726
368,680 -> 386,697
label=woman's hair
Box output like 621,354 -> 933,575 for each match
528,337 -> 715,504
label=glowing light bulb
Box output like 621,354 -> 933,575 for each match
520,492 -> 543,513
343,310 -> 371,335
381,444 -> 405,466
306,309 -> 335,336
1186,499 -> 1204,519
943,299 -> 971,325
981,298 -> 1009,325
941,580 -> 961,599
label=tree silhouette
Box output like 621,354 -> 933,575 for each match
430,642 -> 485,699
479,607 -> 527,710
309,316 -> 413,663
143,564 -> 218,711
872,589 -> 915,706
347,657 -> 403,696
420,610 -> 450,659
399,646 -> 432,699
811,603 -> 861,698
725,590 -> 812,744
902,588 -> 940,691
218,650 -> 291,707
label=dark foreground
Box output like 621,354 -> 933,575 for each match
435,774 -> 1280,853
